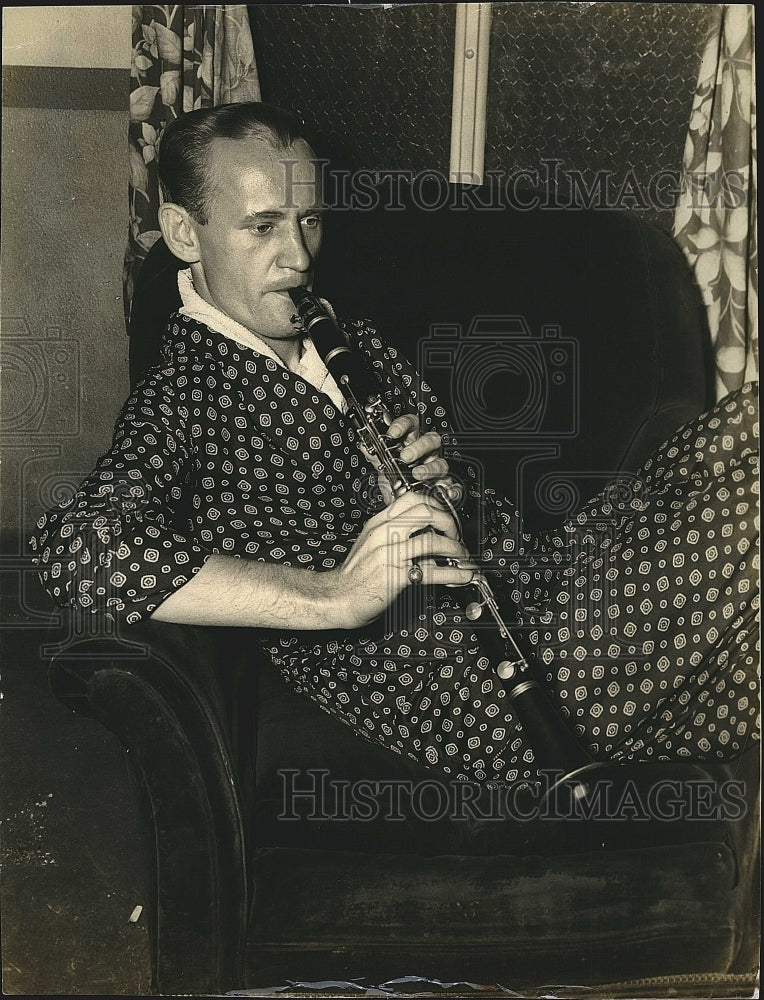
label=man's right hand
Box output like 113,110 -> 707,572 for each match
152,491 -> 475,632
328,490 -> 476,630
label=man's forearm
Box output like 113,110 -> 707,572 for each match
150,492 -> 473,631
150,553 -> 348,629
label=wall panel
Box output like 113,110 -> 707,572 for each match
250,3 -> 455,172
1,107 -> 129,541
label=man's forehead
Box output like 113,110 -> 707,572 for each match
207,135 -> 321,208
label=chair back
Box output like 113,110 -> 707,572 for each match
129,192 -> 712,530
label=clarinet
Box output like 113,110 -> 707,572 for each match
289,287 -> 607,801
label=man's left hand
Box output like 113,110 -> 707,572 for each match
387,414 -> 449,483
381,414 -> 465,510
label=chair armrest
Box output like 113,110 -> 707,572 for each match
48,618 -> 259,995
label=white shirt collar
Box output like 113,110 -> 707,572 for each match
176,268 -> 346,411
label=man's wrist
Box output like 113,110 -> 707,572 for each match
307,566 -> 354,630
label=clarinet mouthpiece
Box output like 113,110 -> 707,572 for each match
287,285 -> 311,308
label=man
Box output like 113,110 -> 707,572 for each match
129,103 -> 473,629
30,103 -> 759,783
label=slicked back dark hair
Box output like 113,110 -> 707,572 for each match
157,101 -> 310,224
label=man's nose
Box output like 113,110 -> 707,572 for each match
277,224 -> 312,272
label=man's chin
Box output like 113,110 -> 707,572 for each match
261,321 -> 305,343
271,292 -> 305,330
243,301 -> 305,341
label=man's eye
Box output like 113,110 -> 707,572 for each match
302,215 -> 322,230
253,223 -> 273,235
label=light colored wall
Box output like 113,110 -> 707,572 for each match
2,5 -> 132,68
2,106 -> 130,544
1,5 -> 132,547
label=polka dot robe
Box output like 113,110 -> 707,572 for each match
29,315 -> 760,782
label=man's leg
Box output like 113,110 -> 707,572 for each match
267,384 -> 759,783
525,382 -> 759,763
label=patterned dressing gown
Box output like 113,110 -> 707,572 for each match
30,314 -> 760,783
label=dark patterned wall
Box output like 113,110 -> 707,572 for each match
486,2 -> 715,230
248,2 -> 713,230
249,3 -> 455,173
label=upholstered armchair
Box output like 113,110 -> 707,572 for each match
49,192 -> 759,996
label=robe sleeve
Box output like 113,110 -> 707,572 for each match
28,370 -> 212,624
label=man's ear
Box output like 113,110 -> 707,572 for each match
158,202 -> 203,263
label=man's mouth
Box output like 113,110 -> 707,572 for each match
268,290 -> 299,308
270,282 -> 310,295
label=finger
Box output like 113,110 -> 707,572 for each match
444,566 -> 482,587
411,457 -> 450,481
399,431 -> 442,464
385,414 -> 418,442
403,532 -> 470,564
442,480 -> 464,504
384,502 -> 460,541
419,505 -> 461,541
416,562 -> 478,588
383,490 -> 447,520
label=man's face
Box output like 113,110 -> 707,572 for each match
189,136 -> 323,355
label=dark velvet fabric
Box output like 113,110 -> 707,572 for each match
50,626 -> 759,992
317,194 -> 713,530
127,240 -> 183,390
49,621 -> 258,993
127,193 -> 711,530
49,201 -> 758,995
252,657 -> 746,857
247,841 -> 738,986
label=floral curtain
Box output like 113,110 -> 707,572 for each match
673,4 -> 757,399
125,5 -> 261,326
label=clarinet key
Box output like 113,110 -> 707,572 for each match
496,660 -> 516,681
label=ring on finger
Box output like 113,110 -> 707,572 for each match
408,563 -> 424,584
